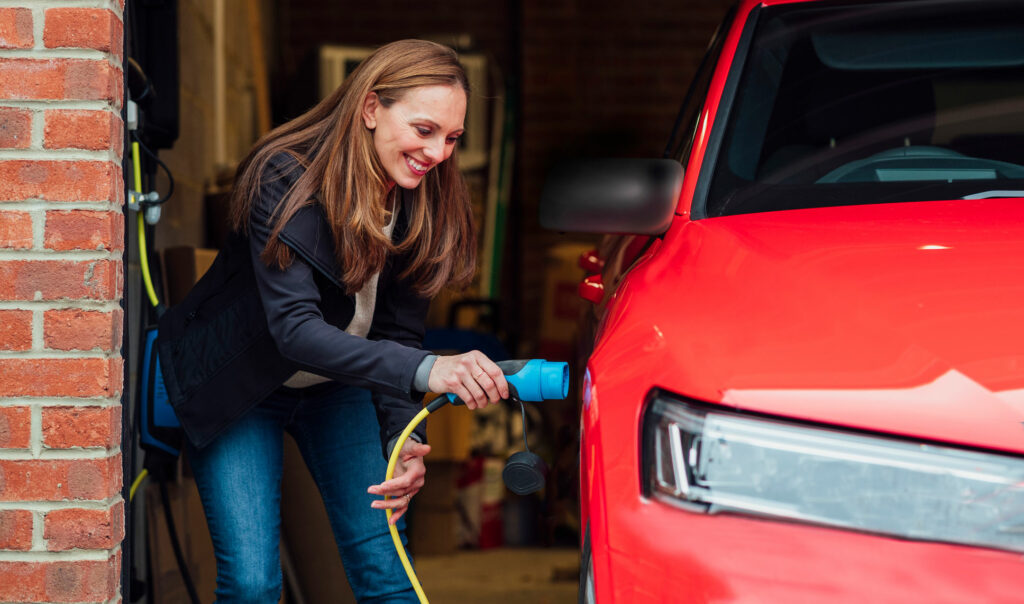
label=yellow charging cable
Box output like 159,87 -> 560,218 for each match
131,140 -> 160,308
384,407 -> 433,604
129,140 -> 160,502
129,468 -> 149,502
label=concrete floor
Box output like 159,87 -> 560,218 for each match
414,548 -> 580,603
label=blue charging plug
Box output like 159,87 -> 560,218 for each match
432,359 -> 570,495
442,359 -> 569,405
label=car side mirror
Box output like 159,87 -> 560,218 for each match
539,159 -> 683,235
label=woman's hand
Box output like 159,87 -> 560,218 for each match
427,350 -> 510,409
368,440 -> 431,525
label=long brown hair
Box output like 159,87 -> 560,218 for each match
229,39 -> 475,297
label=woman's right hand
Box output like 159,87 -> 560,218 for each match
427,350 -> 509,409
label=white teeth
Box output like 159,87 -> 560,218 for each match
406,155 -> 427,172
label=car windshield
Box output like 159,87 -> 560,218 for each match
704,0 -> 1024,217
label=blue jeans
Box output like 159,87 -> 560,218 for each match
187,382 -> 418,603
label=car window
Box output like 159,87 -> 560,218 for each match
704,0 -> 1024,217
665,5 -> 736,165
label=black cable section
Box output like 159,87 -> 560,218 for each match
126,57 -> 152,103
158,480 -> 201,604
125,2 -> 140,80
122,4 -> 139,598
132,132 -> 175,204
517,398 -> 530,452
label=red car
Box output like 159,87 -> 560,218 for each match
541,0 -> 1024,601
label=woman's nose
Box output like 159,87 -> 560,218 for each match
423,138 -> 445,162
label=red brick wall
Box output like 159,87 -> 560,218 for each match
0,3 -> 125,602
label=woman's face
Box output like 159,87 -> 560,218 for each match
362,84 -> 467,190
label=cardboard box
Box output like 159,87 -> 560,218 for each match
538,242 -> 592,360
408,506 -> 459,557
145,476 -> 216,603
423,394 -> 474,461
148,440 -> 355,604
146,480 -> 186,603
280,434 -> 357,604
417,461 -> 460,508
162,246 -> 218,306
182,478 -> 217,601
408,461 -> 461,556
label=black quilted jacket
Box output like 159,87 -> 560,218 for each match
157,154 -> 431,453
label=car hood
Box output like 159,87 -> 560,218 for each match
594,198 -> 1024,453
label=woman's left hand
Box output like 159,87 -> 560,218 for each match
368,439 -> 431,525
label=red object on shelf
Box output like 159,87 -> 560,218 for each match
578,248 -> 605,274
578,274 -> 604,304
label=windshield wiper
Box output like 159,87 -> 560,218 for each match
962,190 -> 1024,200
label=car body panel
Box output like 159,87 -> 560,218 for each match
600,501 -> 1024,603
576,0 -> 1024,601
674,0 -> 752,219
595,198 -> 1024,454
585,311 -> 1024,600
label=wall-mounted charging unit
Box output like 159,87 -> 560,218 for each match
140,327 -> 181,458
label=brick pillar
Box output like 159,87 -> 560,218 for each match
0,3 -> 125,603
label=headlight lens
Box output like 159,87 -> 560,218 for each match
643,392 -> 1024,552
583,547 -> 596,604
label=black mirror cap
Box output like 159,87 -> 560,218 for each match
539,159 -> 684,235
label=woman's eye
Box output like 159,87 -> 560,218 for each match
446,136 -> 460,145
416,127 -> 431,136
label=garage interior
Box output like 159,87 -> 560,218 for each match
122,1 -> 731,601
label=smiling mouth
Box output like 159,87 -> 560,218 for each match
405,154 -> 430,176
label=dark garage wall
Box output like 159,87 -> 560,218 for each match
272,0 -> 517,122
271,0 -> 734,352
517,0 -> 732,351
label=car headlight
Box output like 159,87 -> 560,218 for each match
642,391 -> 1024,553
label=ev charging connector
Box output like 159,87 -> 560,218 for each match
385,359 -> 570,603
441,359 -> 569,495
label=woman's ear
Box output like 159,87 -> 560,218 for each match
362,92 -> 379,130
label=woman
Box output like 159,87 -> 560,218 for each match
157,39 -> 508,602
